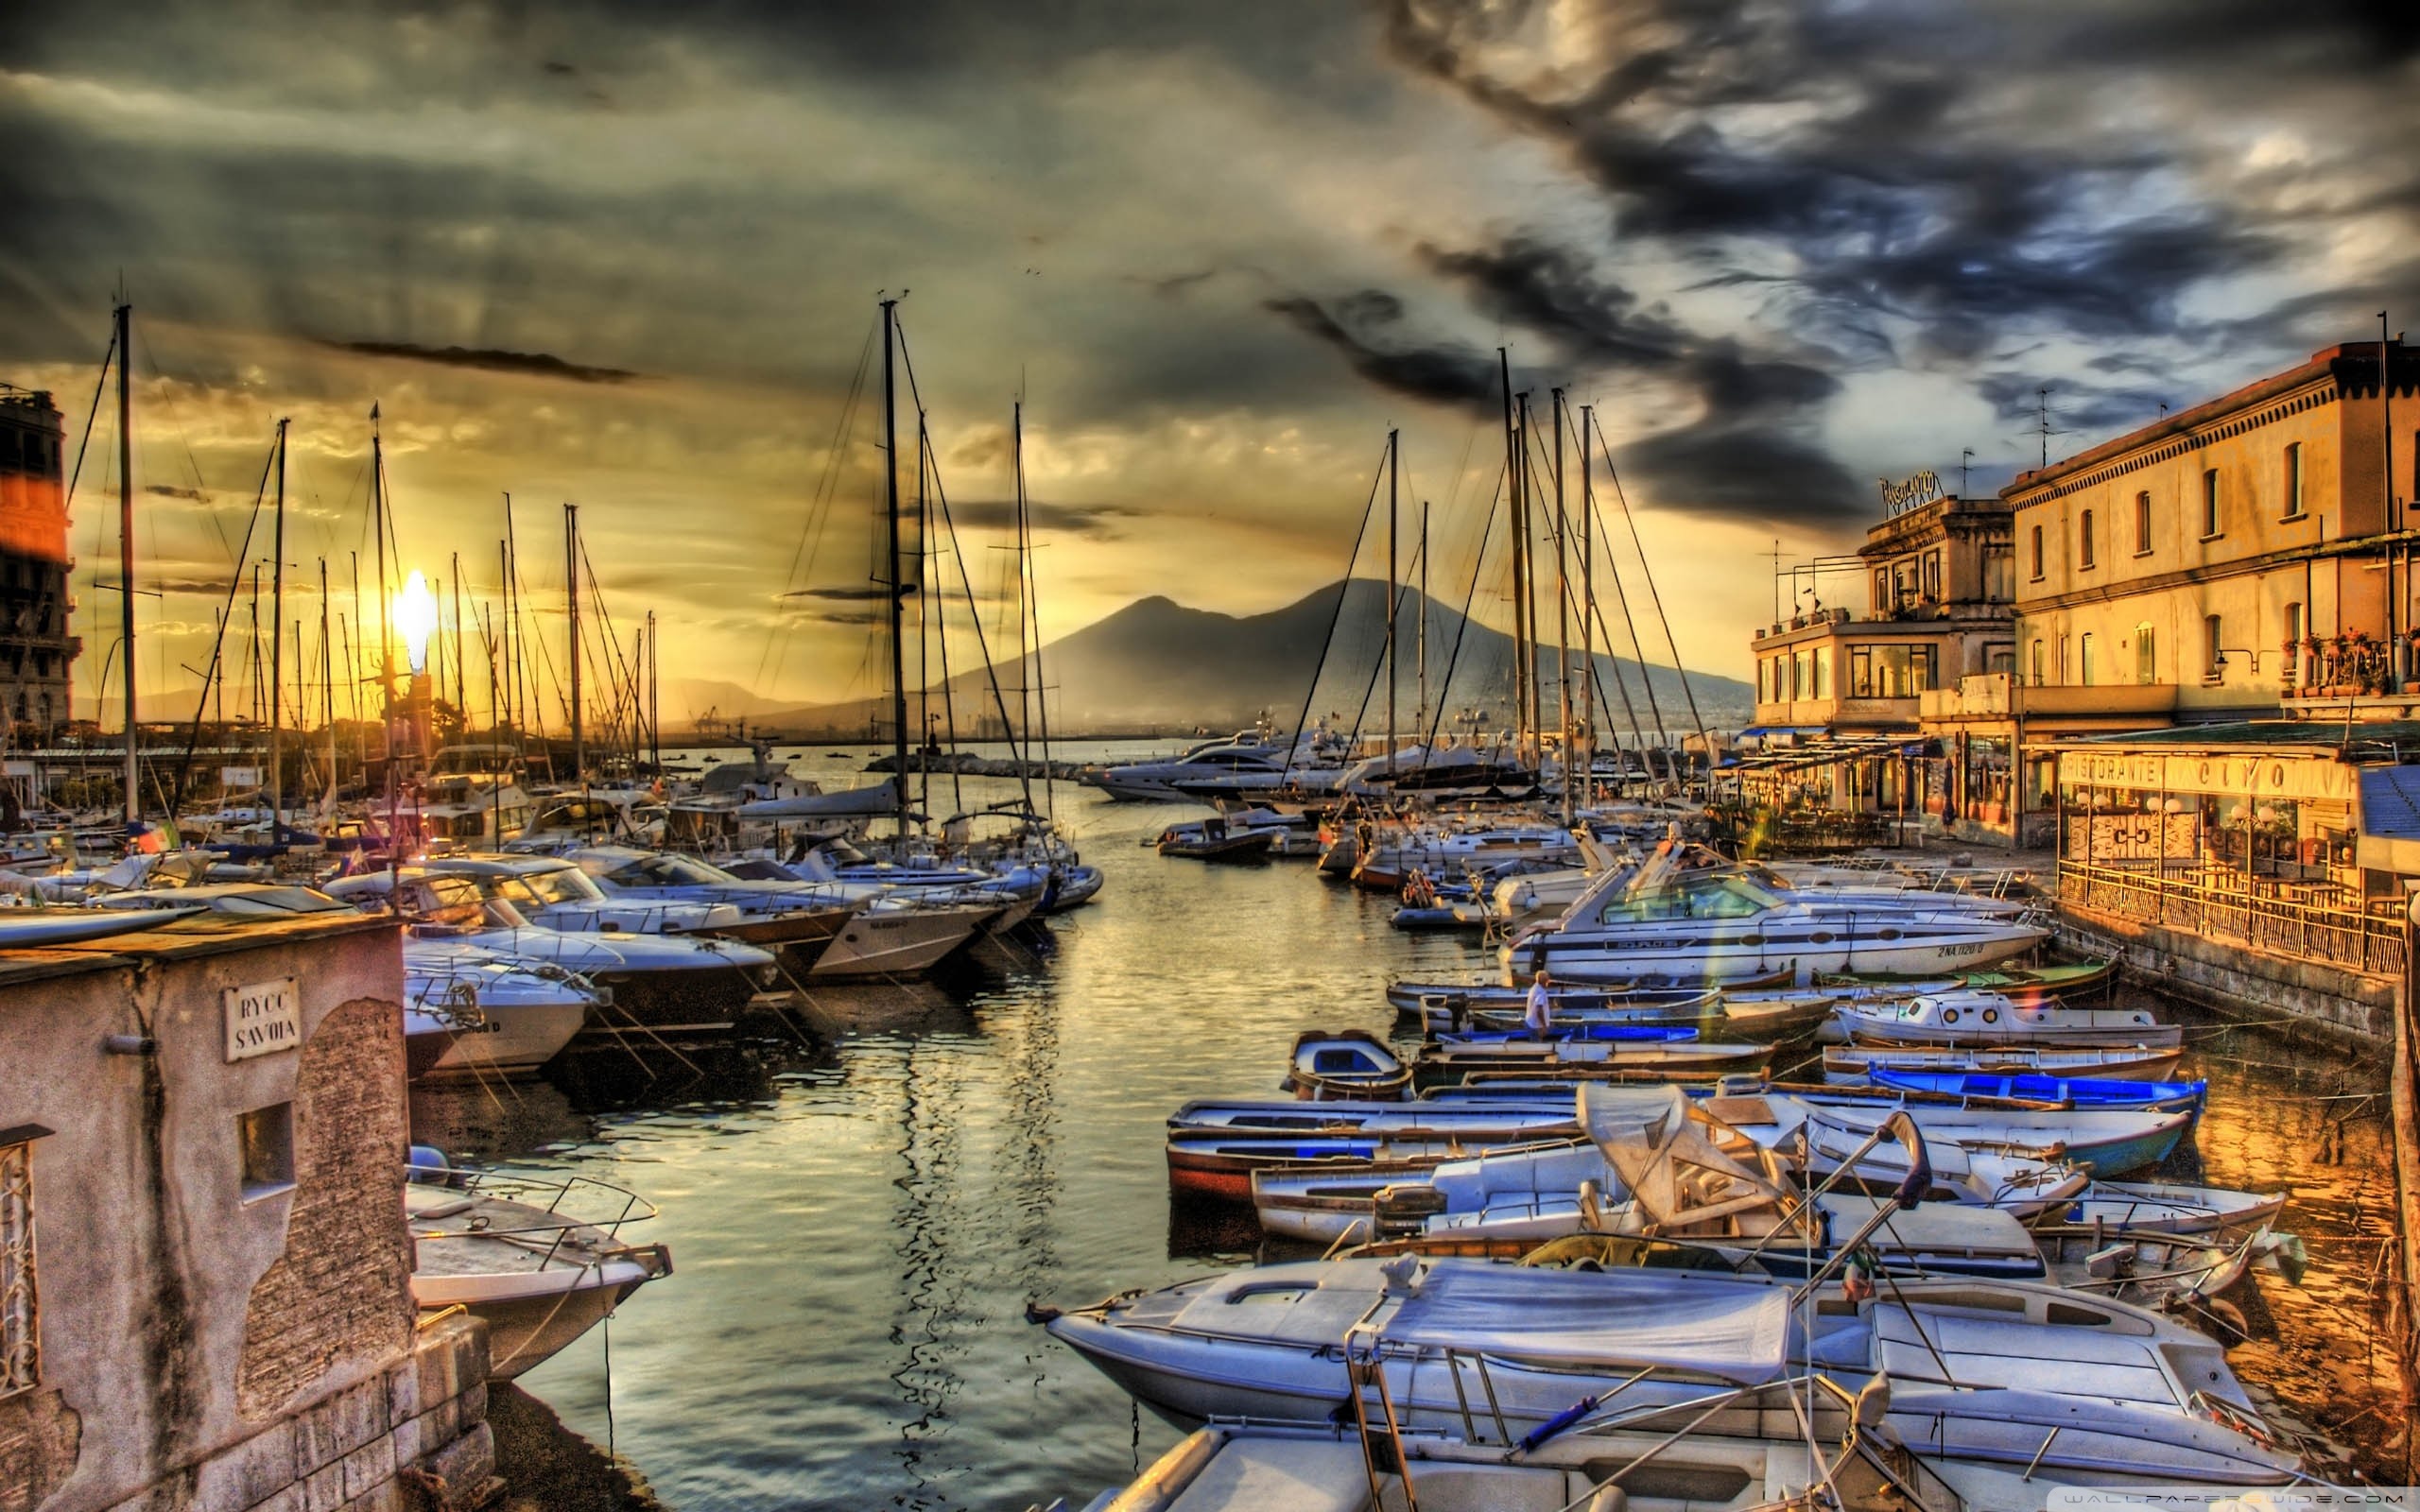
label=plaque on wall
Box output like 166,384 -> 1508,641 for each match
224,977 -> 302,1062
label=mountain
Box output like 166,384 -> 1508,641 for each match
730,579 -> 1752,740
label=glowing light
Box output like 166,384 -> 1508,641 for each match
395,571 -> 438,673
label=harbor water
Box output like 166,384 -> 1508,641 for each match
406,743 -> 2407,1510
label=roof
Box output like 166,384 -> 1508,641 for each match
2066,719 -> 2420,757
0,912 -> 397,992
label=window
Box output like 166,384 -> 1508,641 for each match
2204,613 -> 2223,677
1873,571 -> 1888,612
1923,551 -> 1942,602
1812,646 -> 1830,699
2079,509 -> 2096,569
2135,491 -> 2152,555
1,1139 -> 36,1398
1983,548 -> 2014,602
2282,443 -> 2305,519
2029,524 -> 2045,580
2202,470 -> 2221,538
1845,644 -> 1936,697
2135,623 -> 2156,685
238,1104 -> 296,1201
2285,603 -> 2305,688
2058,634 -> 2071,684
1986,643 -> 2015,675
2079,632 -> 2096,685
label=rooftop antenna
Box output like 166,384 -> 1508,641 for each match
2038,387 -> 2051,470
1960,448 -> 1973,497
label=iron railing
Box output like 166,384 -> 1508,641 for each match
2060,859 -> 2408,979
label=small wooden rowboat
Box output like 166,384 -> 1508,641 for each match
1868,1068 -> 2207,1114
1412,1037 -> 1776,1089
1166,1124 -> 1580,1203
1824,1041 -> 2188,1084
1281,1029 -> 1411,1100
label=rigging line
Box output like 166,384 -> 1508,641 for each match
1594,412 -> 1708,748
169,438 -> 279,813
1417,460 -> 1505,765
1570,421 -> 1666,746
130,319 -> 240,569
1279,442 -> 1391,784
63,328 -> 116,723
892,330 -> 1035,808
1518,413 -> 1641,763
924,433 -> 964,815
758,315 -> 880,699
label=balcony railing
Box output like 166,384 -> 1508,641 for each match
2060,858 -> 2407,979
2279,635 -> 2406,697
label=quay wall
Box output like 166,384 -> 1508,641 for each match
2051,897 -> 2394,1044
0,918 -> 494,1512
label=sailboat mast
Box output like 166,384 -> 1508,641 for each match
372,407 -> 390,705
451,551 -> 466,715
1385,427 -> 1398,775
114,301 -> 137,822
1515,392 -> 1541,752
1580,404 -> 1596,802
1417,498 -> 1428,740
1017,401 -> 1053,820
880,299 -> 909,839
565,502 -> 584,783
1552,388 -> 1572,824
1495,349 -> 1523,757
647,610 -> 660,774
320,558 -> 336,797
268,417 -> 288,824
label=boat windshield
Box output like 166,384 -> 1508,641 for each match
1599,875 -> 1776,925
607,853 -> 736,887
461,867 -> 604,911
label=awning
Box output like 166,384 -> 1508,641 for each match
1732,725 -> 1828,744
2357,765 -> 2420,874
1723,733 -> 1938,774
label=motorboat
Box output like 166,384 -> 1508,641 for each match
326,869 -> 782,1040
560,845 -> 863,963
1836,992 -> 2183,1050
2039,1179 -> 2290,1238
402,937 -> 595,1077
402,1006 -> 465,1080
1087,730 -> 1338,802
1165,1099 -> 1582,1202
1156,822 -> 1274,863
1034,1257 -> 2301,1486
1283,1030 -> 1412,1101
1055,1406 -> 1961,1512
406,1156 -> 670,1380
1503,852 -> 2048,985
1824,1042 -> 2188,1084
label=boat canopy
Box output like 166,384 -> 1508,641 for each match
1379,1261 -> 1793,1383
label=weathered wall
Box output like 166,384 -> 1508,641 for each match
0,918 -> 491,1512
2055,901 -> 2394,1043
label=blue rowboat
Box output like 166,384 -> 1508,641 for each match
1437,1023 -> 1701,1046
1868,1069 -> 2207,1116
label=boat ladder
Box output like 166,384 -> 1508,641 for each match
1340,1320 -> 1425,1512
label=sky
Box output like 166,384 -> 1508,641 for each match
2,0 -> 2416,726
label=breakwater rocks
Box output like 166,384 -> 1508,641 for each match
863,752 -> 1086,779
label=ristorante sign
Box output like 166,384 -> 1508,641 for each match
1879,470 -> 1945,516
2060,749 -> 2358,804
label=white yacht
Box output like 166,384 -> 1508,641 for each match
1504,849 -> 2046,985
1085,730 -> 1336,802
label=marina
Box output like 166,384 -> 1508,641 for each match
7,9 -> 2420,1507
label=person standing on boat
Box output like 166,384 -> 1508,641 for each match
1524,967 -> 1554,1040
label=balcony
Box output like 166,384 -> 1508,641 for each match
1921,673 -> 2177,726
2278,633 -> 2412,699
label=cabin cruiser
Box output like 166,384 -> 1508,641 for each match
562,845 -> 989,978
326,868 -> 782,1040
407,1154 -> 670,1379
403,936 -> 596,1076
1504,848 -> 2046,985
1836,991 -> 2184,1050
797,837 -> 1047,931
1085,730 -> 1341,802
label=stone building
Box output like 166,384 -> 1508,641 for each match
0,386 -> 78,737
2006,338 -> 2419,717
0,914 -> 493,1512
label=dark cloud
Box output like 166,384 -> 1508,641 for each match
940,498 -> 1141,538
1416,235 -> 1860,524
146,483 -> 208,501
1261,292 -> 1495,409
783,585 -> 893,602
326,340 -> 640,385
1380,0 -> 2420,399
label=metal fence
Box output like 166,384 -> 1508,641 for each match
2061,859 -> 2409,980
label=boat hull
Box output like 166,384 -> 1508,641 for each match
805,906 -> 981,979
413,1261 -> 657,1379
423,1001 -> 590,1076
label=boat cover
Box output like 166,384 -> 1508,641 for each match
1379,1262 -> 1792,1383
738,779 -> 900,817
